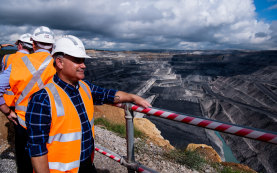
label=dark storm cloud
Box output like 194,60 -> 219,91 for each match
0,0 -> 276,50
255,32 -> 267,38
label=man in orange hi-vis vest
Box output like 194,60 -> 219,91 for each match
1,33 -> 34,107
0,26 -> 56,173
0,43 -> 14,70
25,35 -> 151,173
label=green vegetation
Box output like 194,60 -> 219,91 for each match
164,148 -> 206,170
94,117 -> 144,138
164,149 -> 253,173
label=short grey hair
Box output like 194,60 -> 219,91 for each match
53,52 -> 65,67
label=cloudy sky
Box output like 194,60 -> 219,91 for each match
0,0 -> 276,50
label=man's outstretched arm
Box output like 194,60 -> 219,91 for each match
114,91 -> 151,108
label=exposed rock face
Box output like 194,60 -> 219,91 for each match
94,105 -> 174,150
186,143 -> 222,162
85,50 -> 277,173
134,118 -> 174,150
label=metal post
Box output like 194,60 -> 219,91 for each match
125,103 -> 136,173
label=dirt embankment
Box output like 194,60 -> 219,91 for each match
94,104 -> 173,149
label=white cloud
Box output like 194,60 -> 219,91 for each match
0,0 -> 275,50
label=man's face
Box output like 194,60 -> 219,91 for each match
58,54 -> 86,85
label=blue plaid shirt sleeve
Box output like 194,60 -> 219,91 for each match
26,89 -> 51,157
0,65 -> 11,105
84,80 -> 117,105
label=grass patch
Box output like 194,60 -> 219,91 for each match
95,117 -> 144,138
164,148 -> 206,170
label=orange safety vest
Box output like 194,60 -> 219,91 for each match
9,51 -> 56,128
2,52 -> 29,107
44,79 -> 94,173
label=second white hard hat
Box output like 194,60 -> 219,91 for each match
15,33 -> 33,45
32,26 -> 55,44
52,35 -> 91,58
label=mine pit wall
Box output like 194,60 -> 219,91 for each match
200,98 -> 277,173
85,51 -> 225,158
85,50 -> 277,173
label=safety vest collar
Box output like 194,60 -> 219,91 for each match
18,50 -> 29,54
44,79 -> 92,118
35,49 -> 51,54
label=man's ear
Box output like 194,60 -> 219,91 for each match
55,57 -> 64,69
18,43 -> 23,49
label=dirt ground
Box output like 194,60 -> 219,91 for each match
0,113 -> 14,154
94,104 -> 126,124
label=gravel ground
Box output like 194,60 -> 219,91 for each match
94,126 -> 198,173
0,126 -> 198,173
0,141 -> 17,173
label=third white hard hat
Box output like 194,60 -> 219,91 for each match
52,35 -> 91,58
32,26 -> 55,44
15,33 -> 33,45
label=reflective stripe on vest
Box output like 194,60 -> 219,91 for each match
4,90 -> 14,96
90,117 -> 94,127
79,81 -> 92,100
15,55 -> 53,113
48,160 -> 80,172
48,132 -> 82,144
46,83 -> 65,117
4,54 -> 10,69
17,115 -> 26,128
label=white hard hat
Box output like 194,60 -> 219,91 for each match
32,26 -> 55,44
15,33 -> 33,45
52,35 -> 91,58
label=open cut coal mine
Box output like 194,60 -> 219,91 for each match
85,50 -> 277,173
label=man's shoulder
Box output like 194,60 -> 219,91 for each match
82,79 -> 91,86
29,51 -> 52,58
30,89 -> 49,102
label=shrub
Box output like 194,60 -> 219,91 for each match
164,148 -> 206,170
95,117 -> 144,138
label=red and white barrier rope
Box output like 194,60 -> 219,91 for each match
114,103 -> 277,144
95,144 -> 156,173
95,144 -> 121,163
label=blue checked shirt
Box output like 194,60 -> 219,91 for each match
26,74 -> 117,161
